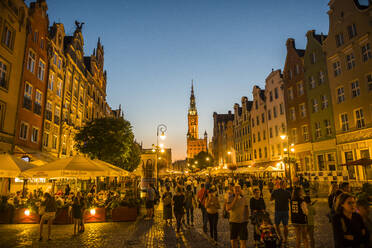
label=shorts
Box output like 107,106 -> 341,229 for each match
146,200 -> 154,209
41,212 -> 56,222
230,222 -> 248,240
274,211 -> 289,225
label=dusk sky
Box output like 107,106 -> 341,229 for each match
42,0 -> 333,161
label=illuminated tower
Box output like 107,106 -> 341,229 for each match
187,80 -> 198,139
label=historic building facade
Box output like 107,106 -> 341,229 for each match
0,0 -> 28,152
251,86 -> 270,165
212,111 -> 234,167
283,38 -> 313,173
304,30 -> 339,176
323,0 -> 372,181
234,97 -> 253,167
186,82 -> 207,159
14,0 -> 49,154
265,69 -> 287,166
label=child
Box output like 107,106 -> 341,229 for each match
72,197 -> 81,235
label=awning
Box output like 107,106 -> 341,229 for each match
0,153 -> 35,178
341,158 -> 372,167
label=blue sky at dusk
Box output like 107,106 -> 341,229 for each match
42,0 -> 331,161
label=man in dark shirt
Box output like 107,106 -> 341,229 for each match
270,180 -> 291,244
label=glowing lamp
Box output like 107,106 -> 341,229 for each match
280,135 -> 286,140
290,148 -> 295,152
160,132 -> 166,140
283,148 -> 288,152
152,148 -> 156,152
90,209 -> 96,215
159,143 -> 164,148
160,149 -> 165,153
24,209 -> 30,216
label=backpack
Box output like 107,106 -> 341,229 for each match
163,192 -> 172,206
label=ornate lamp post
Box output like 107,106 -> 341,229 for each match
153,124 -> 167,188
280,135 -> 295,189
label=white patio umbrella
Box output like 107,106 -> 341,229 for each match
92,159 -> 130,177
0,153 -> 35,178
21,155 -> 114,179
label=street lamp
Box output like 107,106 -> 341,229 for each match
154,124 -> 167,188
280,134 -> 294,188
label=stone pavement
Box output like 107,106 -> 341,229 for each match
0,188 -> 335,247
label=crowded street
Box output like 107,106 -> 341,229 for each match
0,178 -> 337,248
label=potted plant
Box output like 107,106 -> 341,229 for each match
111,190 -> 140,222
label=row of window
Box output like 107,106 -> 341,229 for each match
337,75 -> 372,103
314,120 -> 332,139
308,71 -> 326,89
335,23 -> 357,48
289,103 -> 307,121
19,122 -> 40,144
23,82 -> 43,115
311,95 -> 329,113
288,81 -> 304,100
340,108 -> 365,132
332,43 -> 371,77
27,50 -> 46,81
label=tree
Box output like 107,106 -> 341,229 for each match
74,117 -> 140,172
189,151 -> 214,171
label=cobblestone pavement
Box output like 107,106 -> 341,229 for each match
0,188 -> 334,248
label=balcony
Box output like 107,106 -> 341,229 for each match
54,116 -> 60,125
23,97 -> 32,110
45,110 -> 52,121
33,103 -> 42,115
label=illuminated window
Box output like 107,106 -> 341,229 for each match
27,50 -> 36,73
355,108 -> 365,129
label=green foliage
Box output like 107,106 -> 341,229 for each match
74,117 -> 140,172
189,151 -> 214,170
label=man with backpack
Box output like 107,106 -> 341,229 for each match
197,183 -> 208,233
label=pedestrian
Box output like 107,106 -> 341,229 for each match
226,184 -> 249,248
205,186 -> 220,243
197,183 -> 208,233
71,197 -> 82,235
65,184 -> 71,196
193,178 -> 198,195
184,185 -> 196,226
39,193 -> 57,241
356,198 -> 371,246
162,186 -> 173,225
258,179 -> 264,198
270,180 -> 291,244
173,187 -> 185,233
268,179 -> 274,194
305,196 -> 316,248
327,183 -> 339,222
291,187 -> 309,248
145,184 -> 155,220
332,193 -> 369,248
250,188 -> 266,245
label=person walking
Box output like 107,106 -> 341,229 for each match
162,186 -> 173,225
197,183 -> 209,233
205,186 -> 220,243
145,184 -> 155,220
291,187 -> 309,248
332,193 -> 369,248
250,188 -> 266,245
39,193 -> 57,241
270,180 -> 291,244
226,184 -> 249,248
173,187 -> 185,233
258,179 -> 264,198
184,185 -> 196,226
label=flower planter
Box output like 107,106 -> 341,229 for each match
0,208 -> 13,224
112,206 -> 138,222
12,208 -> 40,224
54,208 -> 72,225
83,207 -> 106,223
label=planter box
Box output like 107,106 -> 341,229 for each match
112,206 -> 138,222
83,207 -> 106,223
0,208 -> 13,224
54,208 -> 72,225
12,208 -> 39,224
